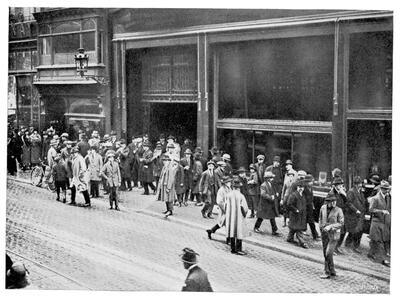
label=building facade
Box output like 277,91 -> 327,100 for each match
14,8 -> 392,184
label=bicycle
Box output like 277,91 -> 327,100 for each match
30,160 -> 56,192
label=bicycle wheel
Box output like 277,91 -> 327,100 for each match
31,166 -> 43,186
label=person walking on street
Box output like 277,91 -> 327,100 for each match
199,160 -> 220,218
222,153 -> 233,175
100,150 -> 121,210
287,180 -> 308,248
180,248 -> 213,292
247,164 -> 259,218
158,156 -> 177,217
304,174 -> 320,240
328,177 -> 347,254
51,155 -> 68,203
368,180 -> 391,267
206,175 -> 232,241
281,169 -> 297,227
139,140 -> 156,195
192,152 -> 204,205
344,176 -> 367,253
254,171 -> 281,236
174,157 -> 186,206
226,177 -> 249,255
181,148 -> 194,203
319,194 -> 344,279
266,155 -> 284,215
71,147 -> 91,207
86,146 -> 103,198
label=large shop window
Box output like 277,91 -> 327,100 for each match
218,128 -> 331,178
349,31 -> 392,110
347,120 -> 391,181
140,47 -> 197,102
38,18 -> 97,65
218,35 -> 334,121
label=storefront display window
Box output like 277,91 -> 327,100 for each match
349,31 -> 392,110
218,35 -> 334,121
69,98 -> 102,115
347,120 -> 391,181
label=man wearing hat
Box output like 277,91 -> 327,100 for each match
195,146 -> 208,170
281,168 -> 297,227
214,161 -> 227,183
209,146 -> 222,163
318,192 -> 344,279
181,138 -> 193,158
180,148 -> 194,203
77,132 -> 90,158
86,145 -> 103,198
247,164 -> 259,218
152,142 -> 164,191
47,139 -> 58,170
192,152 -> 204,205
266,155 -> 284,215
199,160 -> 221,218
255,154 -> 267,188
88,130 -> 100,148
303,174 -> 320,240
60,132 -> 69,150
328,177 -> 347,254
254,171 -> 281,236
343,176 -> 367,253
51,154 -> 68,202
71,147 -> 91,207
287,180 -> 308,248
158,133 -> 167,153
368,180 -> 391,267
226,177 -> 249,255
222,153 -> 233,175
100,150 -> 121,210
117,139 -> 133,191
166,135 -> 181,157
237,167 -> 250,214
139,140 -> 156,195
6,262 -> 36,289
180,248 -> 213,292
206,175 -> 232,240
158,155 -> 178,217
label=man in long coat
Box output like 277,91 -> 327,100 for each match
287,180 -> 308,248
180,248 -> 213,292
117,139 -> 132,191
344,176 -> 367,252
254,171 -> 281,236
199,160 -> 220,218
247,164 -> 259,218
304,174 -> 320,240
86,146 -> 103,198
192,153 -> 204,205
266,155 -> 284,216
225,177 -> 249,255
29,130 -> 42,167
254,155 -> 267,186
368,180 -> 391,267
180,148 -> 194,203
100,150 -> 121,210
206,176 -> 232,240
71,147 -> 91,207
139,140 -> 156,195
158,156 -> 177,217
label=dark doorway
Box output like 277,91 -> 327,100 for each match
149,103 -> 197,144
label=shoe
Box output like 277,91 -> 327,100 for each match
128,188 -> 132,191
249,214 -> 255,218
207,214 -> 214,219
236,251 -> 247,256
206,229 -> 212,240
183,202 -> 188,206
314,236 -> 321,241
253,228 -> 262,233
367,254 -> 375,260
162,210 -> 169,214
115,207 -> 120,211
231,250 -> 237,254
287,239 -> 296,243
201,211 -> 207,218
84,203 -> 91,207
272,231 -> 282,237
165,211 -> 173,218
142,192 -> 149,195
104,192 -> 109,195
352,248 -> 361,254
382,260 -> 390,267
226,238 -> 230,245
300,243 -> 309,249
195,202 -> 204,206
320,274 -> 331,279
63,199 -> 66,203
69,202 -> 76,205
335,248 -> 344,255
56,198 -> 60,201
109,207 -> 114,210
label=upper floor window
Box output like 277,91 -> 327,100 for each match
38,18 -> 99,65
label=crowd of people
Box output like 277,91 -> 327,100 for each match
7,125 -> 391,279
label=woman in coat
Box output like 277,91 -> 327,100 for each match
29,130 -> 42,166
287,180 -> 308,248
225,177 -> 249,255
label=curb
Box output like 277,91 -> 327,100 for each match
8,176 -> 390,283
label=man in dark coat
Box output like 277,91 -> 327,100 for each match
254,154 -> 267,186
199,160 -> 220,218
344,176 -> 367,253
304,174 -> 320,240
139,140 -> 156,195
180,148 -> 194,203
180,248 -> 213,292
287,180 -> 308,248
254,171 -> 281,236
77,133 -> 90,158
266,155 -> 284,215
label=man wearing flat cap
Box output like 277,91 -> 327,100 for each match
319,193 -> 344,279
266,155 -> 284,216
287,180 -> 308,248
199,160 -> 221,218
368,180 -> 391,267
100,150 -> 121,210
344,176 -> 367,253
181,248 -> 213,292
180,148 -> 194,204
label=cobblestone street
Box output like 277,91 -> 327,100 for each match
6,178 -> 390,292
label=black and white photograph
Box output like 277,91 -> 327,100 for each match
3,0 -> 397,295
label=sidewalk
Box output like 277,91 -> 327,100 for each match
8,172 -> 390,282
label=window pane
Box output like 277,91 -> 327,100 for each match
53,21 -> 81,33
218,35 -> 334,121
54,34 -> 80,64
39,24 -> 50,35
349,31 -> 392,110
82,32 -> 95,52
9,52 -> 16,70
82,19 -> 96,30
39,37 -> 51,65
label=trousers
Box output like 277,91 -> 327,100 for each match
321,230 -> 338,276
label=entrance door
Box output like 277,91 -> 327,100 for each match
149,103 -> 197,144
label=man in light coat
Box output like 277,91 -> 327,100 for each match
71,147 -> 91,207
100,150 -> 121,210
206,176 -> 232,241
158,156 -> 178,217
86,146 -> 103,198
368,180 -> 391,267
319,194 -> 344,279
225,177 -> 249,255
